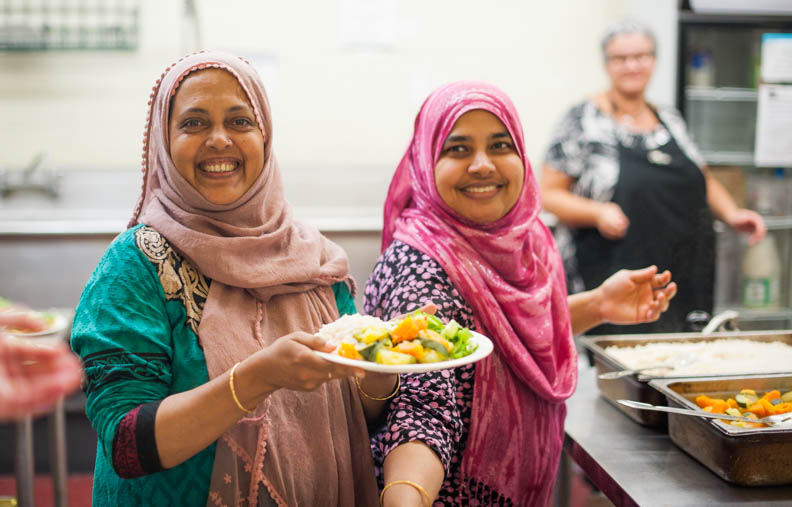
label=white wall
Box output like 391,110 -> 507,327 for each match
0,0 -> 651,208
627,0 -> 679,107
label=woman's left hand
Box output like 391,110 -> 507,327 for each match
598,265 -> 677,325
725,208 -> 766,245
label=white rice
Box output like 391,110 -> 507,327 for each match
604,339 -> 792,376
316,313 -> 390,346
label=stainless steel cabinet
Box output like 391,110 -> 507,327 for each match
677,8 -> 792,329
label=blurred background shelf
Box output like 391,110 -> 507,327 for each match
763,216 -> 792,230
701,151 -> 755,166
715,216 -> 792,231
685,87 -> 758,163
0,0 -> 140,51
685,86 -> 758,100
680,12 -> 792,26
715,305 -> 792,321
714,305 -> 792,331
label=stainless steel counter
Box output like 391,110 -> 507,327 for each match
0,169 -> 385,310
564,358 -> 792,506
0,225 -> 382,312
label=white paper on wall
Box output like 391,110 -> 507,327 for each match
754,84 -> 792,168
761,33 -> 792,83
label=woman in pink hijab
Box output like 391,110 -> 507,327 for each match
71,51 -> 384,507
364,81 -> 676,506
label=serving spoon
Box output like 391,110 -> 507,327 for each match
617,400 -> 792,427
598,364 -> 676,379
598,354 -> 696,380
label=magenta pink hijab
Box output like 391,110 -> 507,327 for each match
382,81 -> 578,506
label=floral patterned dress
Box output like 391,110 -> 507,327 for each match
364,240 -> 513,506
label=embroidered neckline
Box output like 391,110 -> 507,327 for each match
135,226 -> 210,336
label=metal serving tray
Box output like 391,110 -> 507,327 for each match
581,330 -> 792,426
650,374 -> 792,486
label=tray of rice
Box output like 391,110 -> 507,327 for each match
649,374 -> 792,486
581,330 -> 792,426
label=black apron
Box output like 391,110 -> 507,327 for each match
574,121 -> 715,334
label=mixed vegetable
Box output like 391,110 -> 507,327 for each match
696,388 -> 792,428
335,311 -> 478,365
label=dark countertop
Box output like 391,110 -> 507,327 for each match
565,358 -> 792,506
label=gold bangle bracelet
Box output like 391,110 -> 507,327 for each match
356,374 -> 401,401
229,362 -> 254,414
380,479 -> 431,507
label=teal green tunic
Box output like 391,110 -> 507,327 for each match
71,224 -> 356,507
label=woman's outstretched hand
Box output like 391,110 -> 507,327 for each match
0,337 -> 83,420
598,265 -> 677,325
0,306 -> 82,420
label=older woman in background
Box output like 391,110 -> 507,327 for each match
541,20 -> 764,334
365,81 -> 676,506
71,51 -> 382,506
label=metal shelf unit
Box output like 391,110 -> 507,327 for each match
677,9 -> 792,329
0,0 -> 140,51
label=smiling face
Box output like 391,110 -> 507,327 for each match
604,32 -> 656,97
168,69 -> 266,205
434,109 -> 524,224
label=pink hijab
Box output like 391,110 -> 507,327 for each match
130,51 -> 377,507
382,81 -> 578,506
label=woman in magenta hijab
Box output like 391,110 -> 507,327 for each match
364,81 -> 676,506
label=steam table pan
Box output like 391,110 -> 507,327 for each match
650,374 -> 792,486
581,330 -> 792,426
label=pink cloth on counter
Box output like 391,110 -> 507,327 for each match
129,50 -> 377,507
381,81 -> 578,506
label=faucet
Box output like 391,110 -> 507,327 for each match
0,153 -> 61,199
701,310 -> 740,335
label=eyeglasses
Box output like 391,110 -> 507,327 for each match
605,51 -> 655,66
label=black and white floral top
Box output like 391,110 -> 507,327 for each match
364,240 -> 514,506
544,100 -> 705,292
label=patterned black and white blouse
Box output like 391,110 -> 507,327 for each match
364,240 -> 514,506
544,100 -> 705,293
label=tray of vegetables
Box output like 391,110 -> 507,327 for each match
650,374 -> 792,486
315,311 -> 493,373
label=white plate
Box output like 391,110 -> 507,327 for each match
4,311 -> 69,338
316,330 -> 494,374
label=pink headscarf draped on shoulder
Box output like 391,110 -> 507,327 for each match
382,81 -> 578,506
130,51 -> 377,507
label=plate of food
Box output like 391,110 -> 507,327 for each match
316,311 -> 494,374
0,299 -> 70,338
